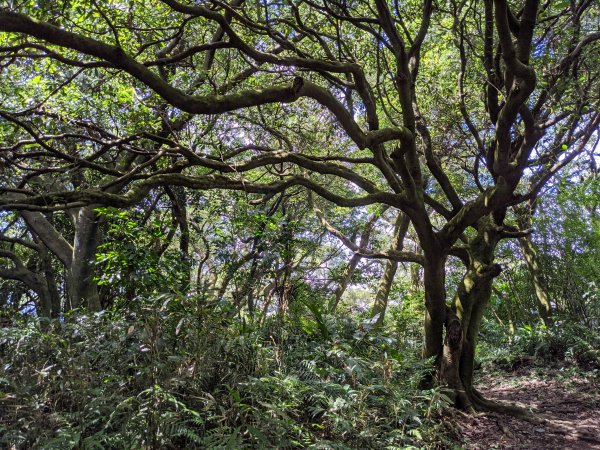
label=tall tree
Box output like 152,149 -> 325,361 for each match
0,0 -> 598,408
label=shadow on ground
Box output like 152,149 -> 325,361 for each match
455,367 -> 600,449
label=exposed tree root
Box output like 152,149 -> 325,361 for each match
456,384 -> 600,446
469,388 -> 533,419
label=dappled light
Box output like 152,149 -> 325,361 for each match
0,0 -> 598,447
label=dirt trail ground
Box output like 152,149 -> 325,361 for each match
456,367 -> 600,449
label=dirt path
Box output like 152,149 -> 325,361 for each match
456,367 -> 600,449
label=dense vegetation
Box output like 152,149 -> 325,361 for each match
0,0 -> 598,448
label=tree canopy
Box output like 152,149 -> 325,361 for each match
0,0 -> 599,421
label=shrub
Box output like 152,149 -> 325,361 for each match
0,294 -> 452,449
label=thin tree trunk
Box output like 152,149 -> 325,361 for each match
329,209 -> 382,312
492,285 -> 515,340
516,202 -> 553,325
258,281 -> 277,324
278,213 -> 295,318
330,253 -> 362,312
165,186 -> 191,290
372,259 -> 398,326
371,212 -> 410,326
519,235 -> 552,326
278,260 -> 293,317
244,251 -> 261,319
217,251 -> 255,299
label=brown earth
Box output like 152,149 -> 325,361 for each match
455,367 -> 600,449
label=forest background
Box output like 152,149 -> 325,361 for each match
0,0 -> 598,448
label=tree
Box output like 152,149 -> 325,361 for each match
0,0 -> 598,409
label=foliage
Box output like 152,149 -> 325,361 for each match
535,173 -> 600,325
94,207 -> 190,297
0,0 -> 598,444
490,168 -> 600,329
478,318 -> 600,372
0,296 -> 454,449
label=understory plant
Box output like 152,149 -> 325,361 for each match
477,317 -> 600,372
0,294 -> 454,449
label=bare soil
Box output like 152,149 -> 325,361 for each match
455,366 -> 600,449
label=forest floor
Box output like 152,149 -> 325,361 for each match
455,365 -> 600,449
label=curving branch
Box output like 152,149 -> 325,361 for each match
0,11 -> 303,113
1,173 -> 402,212
311,195 -> 423,265
0,11 -> 411,150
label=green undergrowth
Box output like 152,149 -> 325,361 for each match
478,318 -> 600,375
0,295 -> 456,449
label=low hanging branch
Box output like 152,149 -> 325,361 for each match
1,172 -> 402,212
309,193 -> 424,265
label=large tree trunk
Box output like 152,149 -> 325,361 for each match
21,206 -> 102,311
442,217 -> 503,410
422,254 -> 448,362
67,207 -> 101,311
419,252 -> 448,392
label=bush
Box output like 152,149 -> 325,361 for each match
478,318 -> 600,371
0,294 -> 453,449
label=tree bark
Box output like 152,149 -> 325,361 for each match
443,217 -> 503,409
165,186 -> 191,290
36,239 -> 62,318
422,254 -> 448,361
67,207 -> 101,310
372,259 -> 398,326
0,259 -> 56,319
371,212 -> 410,326
519,234 -> 553,326
21,206 -> 102,311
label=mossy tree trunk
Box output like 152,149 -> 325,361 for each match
371,212 -> 410,326
519,234 -> 553,326
422,253 -> 448,363
440,216 -> 504,410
